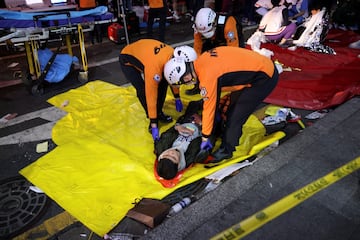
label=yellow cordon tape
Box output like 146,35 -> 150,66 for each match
211,156 -> 360,240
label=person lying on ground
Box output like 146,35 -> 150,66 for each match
154,99 -> 225,180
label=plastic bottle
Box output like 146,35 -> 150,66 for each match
169,197 -> 192,215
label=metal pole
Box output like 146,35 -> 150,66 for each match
117,0 -> 130,45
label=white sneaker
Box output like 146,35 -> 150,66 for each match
173,12 -> 180,21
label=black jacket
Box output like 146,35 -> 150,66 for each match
154,100 -> 206,166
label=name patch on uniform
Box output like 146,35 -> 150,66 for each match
218,15 -> 226,25
200,87 -> 208,100
227,31 -> 235,41
153,74 -> 161,82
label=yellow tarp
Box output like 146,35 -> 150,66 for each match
20,80 -> 284,236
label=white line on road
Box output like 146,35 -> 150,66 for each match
0,122 -> 57,145
0,107 -> 66,145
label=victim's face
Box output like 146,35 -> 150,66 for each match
159,149 -> 180,164
182,73 -> 197,85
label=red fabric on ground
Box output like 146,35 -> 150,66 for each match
261,29 -> 360,110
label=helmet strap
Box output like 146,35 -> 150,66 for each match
189,62 -> 198,84
177,62 -> 198,85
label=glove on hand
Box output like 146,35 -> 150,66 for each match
200,138 -> 213,151
151,127 -> 160,141
175,98 -> 183,112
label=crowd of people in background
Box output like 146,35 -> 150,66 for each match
98,0 -> 359,45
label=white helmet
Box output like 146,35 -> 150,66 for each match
164,58 -> 187,85
194,8 -> 217,39
173,45 -> 197,62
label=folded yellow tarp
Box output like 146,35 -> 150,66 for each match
20,80 -> 284,236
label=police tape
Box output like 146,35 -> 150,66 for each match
211,156 -> 360,240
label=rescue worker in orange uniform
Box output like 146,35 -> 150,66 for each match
186,7 -> 245,95
119,39 -> 197,142
164,46 -> 279,162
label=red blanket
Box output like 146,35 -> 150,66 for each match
262,29 -> 360,110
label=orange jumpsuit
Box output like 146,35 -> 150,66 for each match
194,46 -> 278,151
119,39 -> 179,123
193,15 -> 244,56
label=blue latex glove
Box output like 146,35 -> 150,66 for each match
200,138 -> 213,151
151,127 -> 160,141
175,98 -> 183,112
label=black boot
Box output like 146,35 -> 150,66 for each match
210,147 -> 233,163
158,112 -> 173,123
185,83 -> 200,95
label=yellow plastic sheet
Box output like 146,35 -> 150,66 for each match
20,80 -> 284,236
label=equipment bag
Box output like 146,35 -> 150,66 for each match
126,198 -> 170,228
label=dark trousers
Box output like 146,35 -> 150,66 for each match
147,7 -> 167,42
222,68 -> 279,151
119,54 -> 168,118
192,0 -> 204,15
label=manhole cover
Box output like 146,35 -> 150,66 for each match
0,176 -> 49,239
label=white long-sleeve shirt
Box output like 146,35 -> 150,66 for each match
259,5 -> 287,36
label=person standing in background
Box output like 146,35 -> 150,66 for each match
193,0 -> 205,15
186,7 -> 245,95
146,0 -> 167,42
170,0 -> 181,21
76,0 -> 96,9
242,0 -> 258,26
124,0 -> 132,12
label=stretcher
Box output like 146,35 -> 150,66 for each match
0,6 -> 116,95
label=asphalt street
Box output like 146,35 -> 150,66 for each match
1,15 -> 360,240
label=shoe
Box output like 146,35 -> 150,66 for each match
185,12 -> 193,18
241,17 -> 248,24
194,149 -> 210,163
185,85 -> 200,95
210,147 -> 233,163
158,112 -> 173,123
173,12 -> 181,22
247,21 -> 257,26
279,39 -> 293,48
